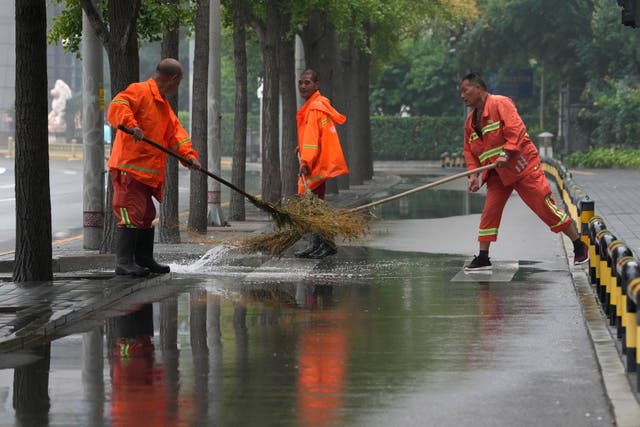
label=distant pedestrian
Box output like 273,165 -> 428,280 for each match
294,69 -> 349,259
107,58 -> 201,276
460,72 -> 588,270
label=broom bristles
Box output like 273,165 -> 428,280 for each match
233,193 -> 370,255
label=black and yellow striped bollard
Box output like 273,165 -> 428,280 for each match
589,217 -> 606,287
608,240 -> 633,330
618,257 -> 640,368
628,279 -> 640,385
597,230 -> 616,310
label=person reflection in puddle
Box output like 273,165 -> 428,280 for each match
297,284 -> 349,426
110,304 -> 170,426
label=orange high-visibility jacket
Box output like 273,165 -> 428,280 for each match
463,94 -> 539,187
107,78 -> 198,200
297,90 -> 348,194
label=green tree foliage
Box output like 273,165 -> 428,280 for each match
48,0 -> 194,54
370,27 -> 462,116
458,0 -> 591,80
578,79 -> 640,148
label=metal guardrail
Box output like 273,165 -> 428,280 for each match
544,157 -> 640,391
0,136 -> 107,160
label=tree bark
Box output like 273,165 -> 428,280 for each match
345,33 -> 373,185
13,343 -> 51,420
80,0 -> 142,254
159,0 -> 181,243
300,12 -> 344,195
229,0 -> 248,220
333,39 -> 350,190
188,0 -> 210,233
258,0 -> 281,203
279,25 -> 298,198
13,0 -> 52,282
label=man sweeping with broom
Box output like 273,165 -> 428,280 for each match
295,69 -> 349,259
107,58 -> 202,276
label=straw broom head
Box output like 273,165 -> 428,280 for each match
234,193 -> 370,255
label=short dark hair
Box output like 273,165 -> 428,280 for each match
301,68 -> 319,82
462,72 -> 487,90
156,62 -> 182,78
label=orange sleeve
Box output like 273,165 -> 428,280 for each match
107,84 -> 140,131
298,109 -> 321,169
496,97 -> 527,153
463,120 -> 480,171
165,109 -> 199,166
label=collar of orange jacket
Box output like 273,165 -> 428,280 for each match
298,90 -> 346,125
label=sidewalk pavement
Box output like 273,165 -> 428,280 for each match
569,167 -> 640,257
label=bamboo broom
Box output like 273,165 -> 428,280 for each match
235,163 -> 497,255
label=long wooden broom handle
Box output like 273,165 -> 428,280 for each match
350,163 -> 497,213
117,124 -> 260,204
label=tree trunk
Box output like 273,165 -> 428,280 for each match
188,0 -> 210,233
159,0 -> 181,243
13,343 -> 51,420
333,39 -> 350,190
300,12 -> 342,195
259,0 -> 281,203
345,33 -> 373,185
13,0 -> 52,282
300,12 -> 336,100
80,0 -> 142,254
357,29 -> 373,180
279,27 -> 298,198
229,0 -> 248,220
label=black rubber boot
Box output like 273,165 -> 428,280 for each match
295,234 -> 322,258
115,227 -> 149,277
307,239 -> 338,259
135,227 -> 170,274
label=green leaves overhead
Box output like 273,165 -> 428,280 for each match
48,0 -> 194,54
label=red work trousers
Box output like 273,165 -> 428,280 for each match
111,170 -> 157,229
312,181 -> 326,200
478,166 -> 571,242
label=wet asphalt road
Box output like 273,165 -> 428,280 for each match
0,174 -> 617,426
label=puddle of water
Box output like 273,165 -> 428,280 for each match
372,189 -> 485,220
0,251 -> 474,425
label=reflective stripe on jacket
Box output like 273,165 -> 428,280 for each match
463,94 -> 539,186
296,90 -> 348,194
107,78 -> 198,200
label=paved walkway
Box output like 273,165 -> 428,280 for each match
569,167 -> 640,256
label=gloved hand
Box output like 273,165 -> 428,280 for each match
187,157 -> 202,170
130,127 -> 144,140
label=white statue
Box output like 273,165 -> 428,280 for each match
48,79 -> 72,134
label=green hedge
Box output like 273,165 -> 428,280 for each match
371,116 -> 463,160
371,114 -> 538,160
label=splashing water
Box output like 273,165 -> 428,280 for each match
169,245 -> 231,273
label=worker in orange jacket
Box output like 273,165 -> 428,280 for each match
295,69 -> 349,259
460,72 -> 588,270
107,58 -> 201,276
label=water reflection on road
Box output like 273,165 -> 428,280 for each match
1,249 -> 497,426
0,184 -> 614,426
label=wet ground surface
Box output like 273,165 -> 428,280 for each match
0,173 -> 620,426
0,247 -> 614,427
